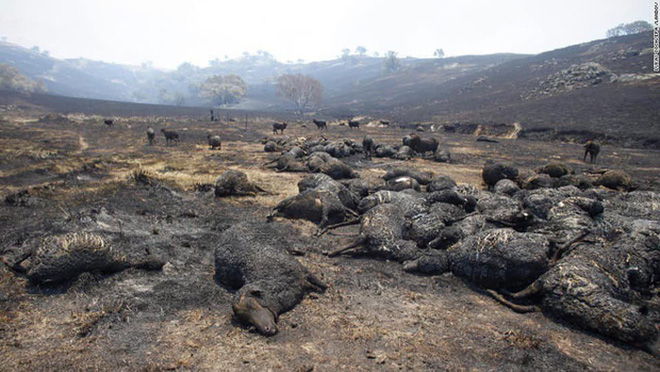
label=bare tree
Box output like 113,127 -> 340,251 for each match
383,51 -> 401,74
276,73 -> 323,116
433,48 -> 445,58
198,74 -> 247,107
607,21 -> 652,37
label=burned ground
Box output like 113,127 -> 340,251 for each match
0,100 -> 659,370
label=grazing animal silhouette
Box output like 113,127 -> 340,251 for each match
583,141 -> 600,163
272,122 -> 287,134
207,134 -> 221,150
348,120 -> 360,129
313,119 -> 327,130
408,134 -> 439,156
362,135 -> 374,159
146,127 -> 155,145
104,119 -> 114,127
161,129 -> 180,146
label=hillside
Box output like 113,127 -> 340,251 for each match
325,32 -> 659,146
1,33 -> 657,147
0,41 -> 527,109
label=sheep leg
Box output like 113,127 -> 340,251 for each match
327,236 -> 367,257
501,280 -> 543,299
0,249 -> 31,275
486,289 -> 539,313
307,273 -> 328,292
345,208 -> 359,218
316,217 -> 362,237
550,230 -> 590,263
262,158 -> 279,167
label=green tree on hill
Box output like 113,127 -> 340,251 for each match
606,21 -> 652,37
383,51 -> 400,74
0,63 -> 46,94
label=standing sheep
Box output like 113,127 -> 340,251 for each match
146,127 -> 155,145
313,119 -> 327,130
583,141 -> 601,163
161,129 -> 180,146
408,134 -> 439,157
207,134 -> 222,150
273,122 -> 287,134
362,135 -> 374,160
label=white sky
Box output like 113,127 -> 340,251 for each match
0,0 -> 653,69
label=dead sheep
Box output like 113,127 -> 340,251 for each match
146,127 -> 155,145
427,214 -> 491,250
214,222 -> 327,336
583,141 -> 600,163
528,196 -> 604,245
395,146 -> 413,160
318,158 -> 360,180
357,190 -> 427,215
383,168 -> 434,185
434,149 -> 451,163
340,178 -> 371,198
161,128 -> 180,146
215,170 -> 265,197
403,251 -> 450,275
482,163 -> 519,189
207,134 -> 222,150
298,174 -> 360,210
328,203 -> 420,263
493,179 -> 520,196
522,174 -> 558,190
264,141 -> 279,152
448,229 -> 551,289
520,187 -> 582,220
407,202 -> 467,247
386,176 -> 421,192
307,151 -> 333,173
5,232 -> 163,285
557,174 -> 594,190
476,193 -> 536,229
408,133 -> 439,156
264,152 -> 308,173
595,170 -> 632,191
426,189 -> 475,212
499,241 -> 658,348
288,146 -> 306,158
426,175 -> 458,192
324,141 -> 354,158
535,163 -> 572,178
374,144 -> 396,158
268,189 -> 354,230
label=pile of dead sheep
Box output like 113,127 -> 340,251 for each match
268,161 -> 660,353
260,133 -> 452,170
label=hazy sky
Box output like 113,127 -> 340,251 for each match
0,0 -> 653,69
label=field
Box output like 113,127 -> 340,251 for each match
0,99 -> 659,371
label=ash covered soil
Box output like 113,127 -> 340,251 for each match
0,107 -> 659,371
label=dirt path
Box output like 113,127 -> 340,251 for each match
78,134 -> 89,152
